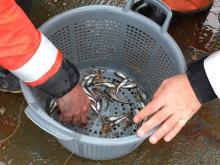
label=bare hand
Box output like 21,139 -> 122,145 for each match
133,74 -> 201,144
57,84 -> 90,125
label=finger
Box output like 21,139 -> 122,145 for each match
164,119 -> 188,142
59,113 -> 72,123
133,97 -> 165,123
149,115 -> 179,144
84,100 -> 91,114
72,115 -> 81,124
80,113 -> 88,124
136,107 -> 171,137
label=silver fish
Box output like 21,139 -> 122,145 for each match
80,79 -> 86,86
106,88 -> 130,104
91,104 -> 101,116
101,114 -> 127,124
87,86 -> 97,100
112,116 -> 128,125
96,101 -> 101,112
114,71 -> 127,79
137,87 -> 148,103
93,88 -> 113,102
96,69 -> 105,73
48,99 -> 58,114
83,73 -> 96,81
137,101 -> 145,109
94,82 -> 116,88
91,104 -> 127,124
82,86 -> 94,98
86,77 -> 95,86
121,82 -> 137,89
116,79 -> 129,94
88,96 -> 96,104
134,109 -> 140,115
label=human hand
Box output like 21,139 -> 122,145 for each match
57,84 -> 90,125
133,74 -> 201,144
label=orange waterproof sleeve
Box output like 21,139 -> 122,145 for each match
0,0 -> 62,86
163,0 -> 210,12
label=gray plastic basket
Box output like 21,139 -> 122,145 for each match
20,0 -> 186,160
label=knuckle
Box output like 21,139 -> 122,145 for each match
75,111 -> 80,116
141,122 -> 149,131
82,105 -> 88,112
163,124 -> 171,132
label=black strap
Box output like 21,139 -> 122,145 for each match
37,59 -> 80,98
186,56 -> 217,104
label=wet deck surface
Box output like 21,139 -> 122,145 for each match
0,0 -> 220,164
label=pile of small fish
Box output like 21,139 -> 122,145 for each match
47,68 -> 149,138
79,68 -> 148,137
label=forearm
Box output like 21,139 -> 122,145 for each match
186,51 -> 220,103
0,0 -> 79,98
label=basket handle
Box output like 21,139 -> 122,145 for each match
123,0 -> 172,32
25,104 -> 75,140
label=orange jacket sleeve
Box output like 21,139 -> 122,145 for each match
0,0 -> 80,98
0,0 -> 62,86
163,0 -> 209,12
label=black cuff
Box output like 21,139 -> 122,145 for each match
186,56 -> 217,104
37,59 -> 80,98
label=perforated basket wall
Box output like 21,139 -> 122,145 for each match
34,6 -> 185,105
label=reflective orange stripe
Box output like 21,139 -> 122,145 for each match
163,0 -> 210,12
